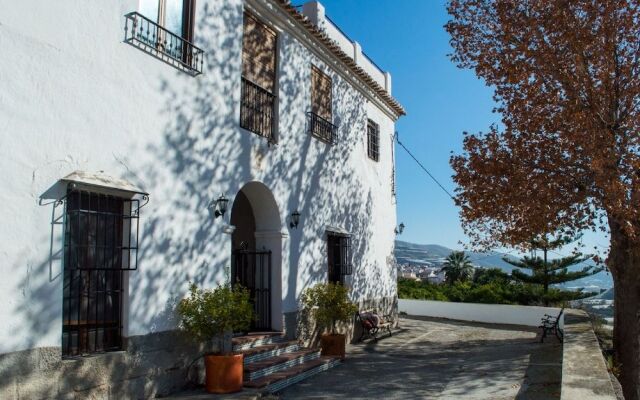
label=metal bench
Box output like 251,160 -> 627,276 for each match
539,307 -> 564,343
356,310 -> 393,342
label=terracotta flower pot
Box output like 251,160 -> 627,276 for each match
321,333 -> 346,359
204,353 -> 244,394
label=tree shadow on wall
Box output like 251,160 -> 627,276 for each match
13,2 -> 395,397
10,4 -> 245,398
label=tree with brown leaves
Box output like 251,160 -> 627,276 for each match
446,1 -> 640,397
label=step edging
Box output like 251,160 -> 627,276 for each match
246,350 -> 321,381
263,357 -> 342,394
243,343 -> 301,365
233,334 -> 287,352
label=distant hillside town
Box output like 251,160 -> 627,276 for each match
394,240 -> 613,291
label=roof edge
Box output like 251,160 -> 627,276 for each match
276,0 -> 406,117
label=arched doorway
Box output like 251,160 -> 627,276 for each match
230,182 -> 282,332
230,190 -> 256,251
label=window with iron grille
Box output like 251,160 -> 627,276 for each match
391,134 -> 396,196
62,190 -> 140,357
367,120 -> 380,162
308,66 -> 337,144
240,12 -> 277,141
327,233 -> 352,284
125,0 -> 203,75
139,0 -> 197,43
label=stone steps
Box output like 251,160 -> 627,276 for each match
243,348 -> 321,381
244,356 -> 341,393
238,341 -> 301,365
232,332 -> 286,352
233,333 -> 341,394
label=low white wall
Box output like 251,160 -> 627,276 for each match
399,299 -> 564,328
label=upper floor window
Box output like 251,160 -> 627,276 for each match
240,12 -> 277,142
367,120 -> 380,162
307,66 -> 337,144
140,0 -> 196,42
124,0 -> 203,75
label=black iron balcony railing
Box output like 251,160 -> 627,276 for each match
124,12 -> 204,76
240,77 -> 276,142
307,112 -> 338,145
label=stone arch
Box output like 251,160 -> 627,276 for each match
229,181 -> 284,331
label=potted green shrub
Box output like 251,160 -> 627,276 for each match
300,282 -> 358,359
177,282 -> 254,394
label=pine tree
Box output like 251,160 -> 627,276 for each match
503,236 -> 603,305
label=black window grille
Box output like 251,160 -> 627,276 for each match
391,133 -> 396,196
240,77 -> 276,142
124,11 -> 204,76
367,120 -> 380,162
327,233 -> 352,284
307,112 -> 338,145
62,190 -> 140,357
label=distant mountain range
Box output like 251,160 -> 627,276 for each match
395,240 -> 613,291
596,287 -> 614,300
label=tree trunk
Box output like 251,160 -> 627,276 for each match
543,247 -> 549,306
609,226 -> 640,400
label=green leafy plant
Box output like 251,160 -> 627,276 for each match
177,282 -> 254,354
440,251 -> 474,285
398,278 -> 593,306
300,283 -> 358,335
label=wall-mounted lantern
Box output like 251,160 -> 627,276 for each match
289,210 -> 301,229
394,222 -> 405,235
211,194 -> 229,218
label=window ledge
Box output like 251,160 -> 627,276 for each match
62,350 -> 127,363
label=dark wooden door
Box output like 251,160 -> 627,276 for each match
232,249 -> 272,331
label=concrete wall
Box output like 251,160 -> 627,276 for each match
399,299 -> 564,328
0,331 -> 218,399
0,0 -> 399,361
561,310 -> 617,400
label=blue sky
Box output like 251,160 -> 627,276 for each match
316,0 -> 611,257
316,0 -> 498,249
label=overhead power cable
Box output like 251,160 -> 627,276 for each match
395,132 -> 458,203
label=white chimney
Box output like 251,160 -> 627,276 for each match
385,71 -> 392,94
302,1 -> 326,30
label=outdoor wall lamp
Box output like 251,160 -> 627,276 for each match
212,194 -> 229,218
289,210 -> 301,229
395,223 -> 405,235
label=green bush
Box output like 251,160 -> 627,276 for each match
473,268 -> 511,285
466,283 -> 507,304
177,282 -> 254,354
300,282 -> 358,334
397,277 -> 589,306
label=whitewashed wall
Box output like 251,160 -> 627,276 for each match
399,299 -> 564,328
0,0 -> 400,353
306,3 -> 388,90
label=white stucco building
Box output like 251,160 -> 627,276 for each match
0,0 -> 404,397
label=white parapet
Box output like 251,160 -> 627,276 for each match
399,298 -> 564,328
301,0 -> 389,92
302,1 -> 325,29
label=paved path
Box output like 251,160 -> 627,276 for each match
277,316 -> 562,400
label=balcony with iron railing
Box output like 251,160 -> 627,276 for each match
240,77 -> 276,142
307,112 -> 338,145
124,12 -> 204,76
